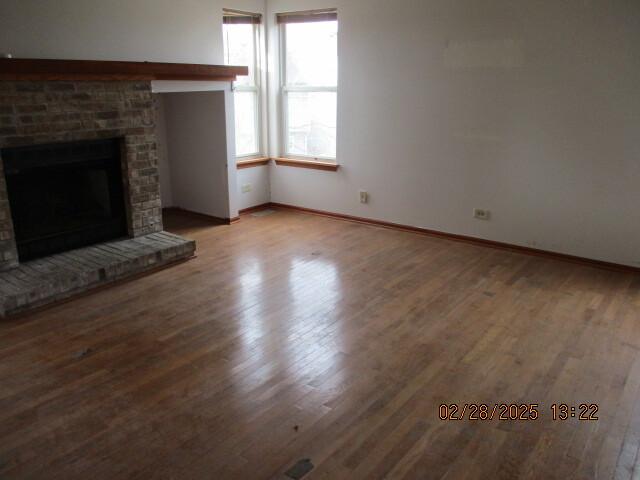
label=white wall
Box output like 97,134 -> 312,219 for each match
238,166 -> 271,210
266,0 -> 640,267
163,91 -> 234,219
155,82 -> 249,219
0,0 -> 263,63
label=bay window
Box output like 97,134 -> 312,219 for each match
223,9 -> 262,158
278,9 -> 338,161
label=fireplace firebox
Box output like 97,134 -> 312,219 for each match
1,138 -> 128,261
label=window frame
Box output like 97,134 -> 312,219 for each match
223,12 -> 263,159
279,16 -> 338,162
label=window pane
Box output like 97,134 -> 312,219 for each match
285,21 -> 337,87
286,91 -> 336,158
234,91 -> 258,156
223,23 -> 255,86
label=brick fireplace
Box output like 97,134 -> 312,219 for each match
0,80 -> 194,315
0,80 -> 164,267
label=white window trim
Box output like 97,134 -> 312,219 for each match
279,21 -> 338,162
225,19 -> 264,159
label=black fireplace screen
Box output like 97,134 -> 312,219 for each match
1,138 -> 128,261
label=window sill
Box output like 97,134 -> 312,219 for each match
236,157 -> 271,169
273,157 -> 339,172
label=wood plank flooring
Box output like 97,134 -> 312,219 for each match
0,209 -> 639,479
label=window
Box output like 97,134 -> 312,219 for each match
279,9 -> 338,160
223,9 -> 262,157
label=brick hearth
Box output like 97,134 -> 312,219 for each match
0,231 -> 194,316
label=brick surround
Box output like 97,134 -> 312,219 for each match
0,80 -> 163,270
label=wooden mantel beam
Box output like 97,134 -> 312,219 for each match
0,58 -> 248,82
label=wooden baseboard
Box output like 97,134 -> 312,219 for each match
266,202 -> 640,274
239,203 -> 272,215
164,202 -> 638,273
163,207 -> 236,225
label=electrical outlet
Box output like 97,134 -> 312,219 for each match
473,208 -> 490,220
241,183 -> 252,193
359,190 -> 369,204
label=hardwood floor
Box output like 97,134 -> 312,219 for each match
1,209 -> 639,479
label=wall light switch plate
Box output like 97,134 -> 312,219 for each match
242,184 -> 252,193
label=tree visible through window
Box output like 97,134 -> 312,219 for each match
279,10 -> 337,160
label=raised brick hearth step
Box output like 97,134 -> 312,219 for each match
0,231 -> 195,317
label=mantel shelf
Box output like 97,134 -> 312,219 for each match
0,58 -> 248,82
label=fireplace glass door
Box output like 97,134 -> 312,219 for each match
2,138 -> 128,261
